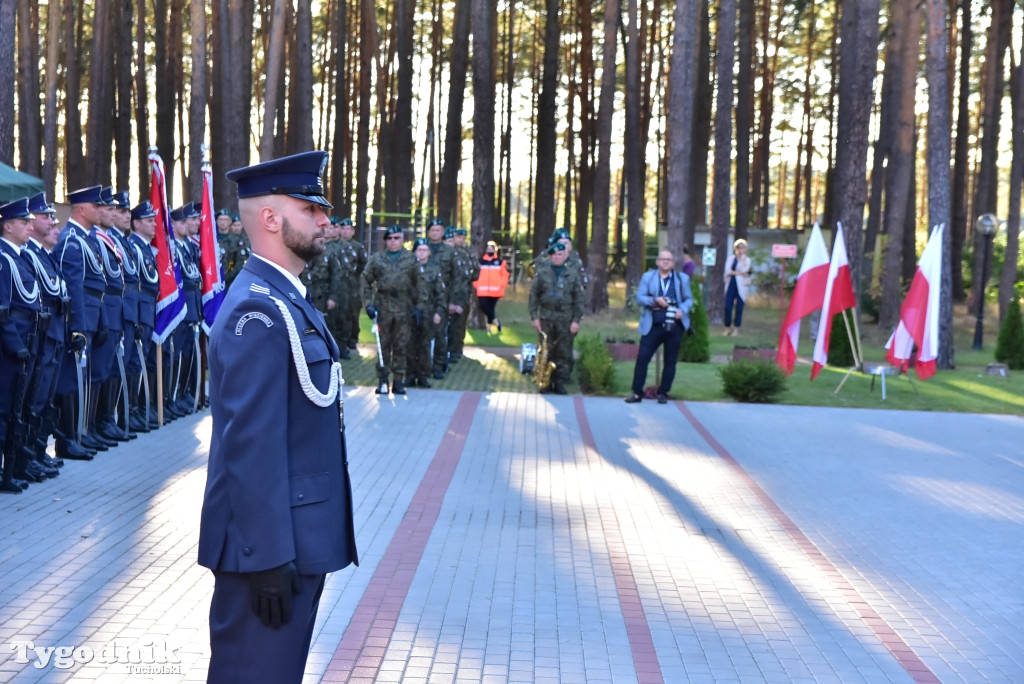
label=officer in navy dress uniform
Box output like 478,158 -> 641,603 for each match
23,193 -> 73,474
128,201 -> 161,429
198,150 -> 358,684
90,187 -> 131,444
56,186 -> 108,457
1,198 -> 44,492
169,203 -> 202,415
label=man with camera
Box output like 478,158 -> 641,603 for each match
625,250 -> 693,404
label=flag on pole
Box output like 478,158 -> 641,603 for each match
776,223 -> 830,375
149,149 -> 186,344
811,222 -> 857,379
885,224 -> 944,380
199,161 -> 225,333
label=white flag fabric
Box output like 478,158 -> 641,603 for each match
885,224 -> 944,380
776,224 -> 830,376
811,223 -> 857,379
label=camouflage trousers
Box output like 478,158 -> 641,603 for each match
448,306 -> 469,360
407,318 -> 435,381
431,311 -> 449,372
540,319 -> 576,386
375,309 -> 409,383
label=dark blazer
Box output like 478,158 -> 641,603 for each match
198,256 -> 358,576
57,220 -> 105,334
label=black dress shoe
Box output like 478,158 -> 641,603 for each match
417,377 -> 431,388
94,432 -> 119,447
625,394 -> 642,404
0,480 -> 24,494
97,423 -> 129,442
15,466 -> 44,484
432,369 -> 445,380
41,455 -> 64,469
129,416 -> 149,433
339,348 -> 351,360
30,460 -> 59,479
56,439 -> 94,460
392,380 -> 406,395
449,356 -> 460,364
657,393 -> 669,404
347,340 -> 358,350
375,382 -> 389,395
80,434 -> 109,452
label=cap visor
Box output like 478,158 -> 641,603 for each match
288,193 -> 333,210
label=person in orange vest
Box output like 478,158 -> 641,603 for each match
473,240 -> 510,334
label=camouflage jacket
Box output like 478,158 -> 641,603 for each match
361,249 -> 417,314
301,240 -> 342,309
529,260 -> 584,323
412,259 -> 446,317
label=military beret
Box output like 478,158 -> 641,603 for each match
443,227 -> 455,239
232,214 -> 240,222
428,217 -> 445,227
553,227 -> 571,241
28,192 -> 55,215
226,150 -> 332,209
548,242 -> 567,254
339,218 -> 354,227
329,215 -> 341,225
384,224 -> 404,237
455,228 -> 468,236
66,186 -> 105,205
216,208 -> 232,217
132,200 -> 158,221
0,197 -> 35,221
413,238 -> 429,249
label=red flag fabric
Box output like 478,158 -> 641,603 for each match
149,150 -> 186,344
776,223 -> 830,376
199,161 -> 225,333
811,223 -> 857,379
885,224 -> 944,380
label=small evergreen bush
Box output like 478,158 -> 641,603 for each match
825,311 -> 858,368
680,277 -> 710,363
576,334 -> 616,394
718,359 -> 787,403
995,298 -> 1024,370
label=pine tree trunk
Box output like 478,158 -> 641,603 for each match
532,0 -> 560,255
43,0 -> 61,196
288,0 -> 314,154
355,0 -> 376,233
437,0 -> 470,225
260,0 -> 288,160
1000,57 -> 1023,322
0,0 -> 14,164
708,0 -> 737,326
86,0 -> 114,185
63,0 -> 84,188
734,0 -> 754,238
16,0 -> 41,175
624,0 -> 645,298
392,0 -> 415,215
471,0 -> 496,248
665,0 -> 700,259
188,0 -> 208,202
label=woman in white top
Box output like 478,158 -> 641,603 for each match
722,238 -> 751,336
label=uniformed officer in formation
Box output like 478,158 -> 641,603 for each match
1,198 -> 51,491
529,241 -> 584,395
199,150 -> 357,684
406,238 -> 445,388
447,227 -> 479,363
361,224 -> 417,394
169,203 -> 202,415
423,218 -> 457,379
335,218 -> 365,351
223,213 -> 251,287
127,201 -> 161,430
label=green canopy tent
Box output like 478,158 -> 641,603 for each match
0,161 -> 45,203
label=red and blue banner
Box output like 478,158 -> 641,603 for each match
149,149 -> 186,344
199,161 -> 225,333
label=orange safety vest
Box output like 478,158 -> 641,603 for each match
473,255 -> 509,298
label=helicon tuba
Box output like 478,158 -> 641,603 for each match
532,331 -> 556,390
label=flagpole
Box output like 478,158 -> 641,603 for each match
157,343 -> 165,425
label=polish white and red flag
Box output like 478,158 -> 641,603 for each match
776,223 -> 830,375
811,222 -> 857,379
885,224 -> 944,380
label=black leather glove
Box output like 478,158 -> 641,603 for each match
366,305 -> 379,320
69,334 -> 87,352
412,308 -> 424,327
135,324 -> 145,342
16,348 -> 30,363
94,328 -> 108,346
247,561 -> 302,629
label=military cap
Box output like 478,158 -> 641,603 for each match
428,217 -> 445,227
0,197 -> 35,221
99,186 -> 115,206
113,190 -> 131,210
132,200 -> 158,221
413,237 -> 429,249
28,192 -> 55,215
187,202 -> 202,218
225,150 -> 332,209
443,227 -> 455,240
548,242 -> 567,254
384,224 -> 404,237
170,206 -> 188,222
67,186 -> 105,205
455,228 -> 468,236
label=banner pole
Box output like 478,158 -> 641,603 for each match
157,343 -> 165,425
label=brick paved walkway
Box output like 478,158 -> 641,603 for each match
1,387 -> 1021,683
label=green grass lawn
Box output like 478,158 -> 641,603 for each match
354,279 -> 1023,415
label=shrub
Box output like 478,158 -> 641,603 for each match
825,311 -> 858,368
680,277 -> 710,363
576,334 -> 616,394
718,359 -> 787,403
995,298 -> 1024,370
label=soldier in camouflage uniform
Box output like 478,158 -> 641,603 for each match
447,228 -> 479,362
300,220 -> 349,358
335,218 -> 366,352
361,225 -> 417,394
406,238 -> 446,388
223,216 -> 251,288
528,242 -> 583,395
425,218 -> 457,378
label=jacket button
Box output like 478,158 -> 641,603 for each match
242,547 -> 252,556
297,493 -> 304,501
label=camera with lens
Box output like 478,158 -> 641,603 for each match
663,299 -> 679,331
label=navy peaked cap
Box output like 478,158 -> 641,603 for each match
113,191 -> 131,209
28,192 -> 55,215
170,206 -> 187,222
187,202 -> 201,218
100,186 -> 114,205
67,186 -> 105,205
225,150 -> 332,209
0,197 -> 35,221
132,200 -> 157,221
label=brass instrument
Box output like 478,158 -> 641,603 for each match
532,331 -> 556,390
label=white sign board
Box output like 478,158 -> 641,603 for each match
701,247 -> 717,267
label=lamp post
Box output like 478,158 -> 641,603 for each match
972,213 -> 1000,350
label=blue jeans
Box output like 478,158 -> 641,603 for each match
631,322 -> 684,395
724,278 -> 744,327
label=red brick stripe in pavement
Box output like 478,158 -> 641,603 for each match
574,396 -> 666,684
322,392 -> 482,683
676,401 -> 942,684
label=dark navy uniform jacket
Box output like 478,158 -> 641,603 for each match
24,240 -> 68,345
198,256 -> 358,576
57,220 -> 105,334
0,241 -> 41,418
128,233 -> 159,329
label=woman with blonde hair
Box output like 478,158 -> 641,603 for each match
722,238 -> 751,335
